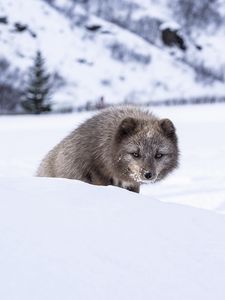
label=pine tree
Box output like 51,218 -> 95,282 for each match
22,51 -> 52,114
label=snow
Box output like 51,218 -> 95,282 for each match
0,103 -> 224,213
1,177 -> 225,300
160,21 -> 181,31
1,0 -> 225,109
0,104 -> 225,298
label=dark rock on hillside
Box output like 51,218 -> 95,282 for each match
12,22 -> 37,38
161,28 -> 186,51
14,22 -> 27,32
0,16 -> 8,24
196,44 -> 202,51
85,24 -> 102,31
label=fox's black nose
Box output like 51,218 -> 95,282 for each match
144,172 -> 153,180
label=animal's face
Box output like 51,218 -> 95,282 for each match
113,117 -> 179,184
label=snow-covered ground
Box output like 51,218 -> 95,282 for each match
1,176 -> 225,300
0,103 -> 224,212
0,104 -> 225,299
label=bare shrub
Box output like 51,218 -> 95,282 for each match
0,58 -> 23,114
0,83 -> 22,114
109,42 -> 151,64
179,56 -> 225,83
172,0 -> 222,33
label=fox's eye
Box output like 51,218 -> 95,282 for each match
132,152 -> 140,158
155,153 -> 163,159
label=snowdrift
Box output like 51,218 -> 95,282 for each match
1,177 -> 225,300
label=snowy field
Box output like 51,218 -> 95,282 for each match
0,103 -> 224,211
0,104 -> 225,299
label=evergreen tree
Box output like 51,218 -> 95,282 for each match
22,50 -> 52,114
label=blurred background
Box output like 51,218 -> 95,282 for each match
0,0 -> 225,210
0,0 -> 225,113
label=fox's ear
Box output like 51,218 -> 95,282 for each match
159,118 -> 176,137
116,117 -> 138,142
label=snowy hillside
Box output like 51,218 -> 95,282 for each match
0,0 -> 225,112
1,177 -> 225,300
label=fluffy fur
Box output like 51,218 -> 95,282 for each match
37,106 -> 179,193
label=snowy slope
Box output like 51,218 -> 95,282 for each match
1,177 -> 225,300
0,0 -> 224,110
129,0 -> 225,82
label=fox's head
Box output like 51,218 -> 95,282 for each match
112,115 -> 179,184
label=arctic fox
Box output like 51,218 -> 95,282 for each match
37,106 -> 179,193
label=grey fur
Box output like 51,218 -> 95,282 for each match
37,106 -> 179,193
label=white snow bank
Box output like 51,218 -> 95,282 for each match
1,177 -> 225,300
